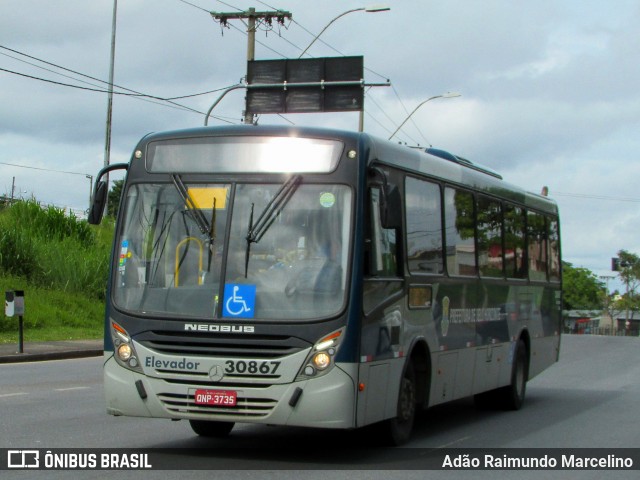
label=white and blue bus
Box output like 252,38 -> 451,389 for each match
89,125 -> 561,445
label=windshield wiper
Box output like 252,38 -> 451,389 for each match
171,174 -> 216,275
171,174 -> 211,237
244,175 -> 302,277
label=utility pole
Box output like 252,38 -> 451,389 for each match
103,0 -> 118,216
210,8 -> 292,125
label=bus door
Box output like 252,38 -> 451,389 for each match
357,172 -> 406,426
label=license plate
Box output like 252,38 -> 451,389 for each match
194,389 -> 237,407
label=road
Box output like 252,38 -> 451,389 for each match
1,335 -> 639,479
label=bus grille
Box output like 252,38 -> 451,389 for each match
136,330 -> 310,359
158,392 -> 276,418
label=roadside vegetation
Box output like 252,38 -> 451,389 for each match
0,199 -> 113,343
2,196 -> 639,343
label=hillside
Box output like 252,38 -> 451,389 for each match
0,200 -> 113,343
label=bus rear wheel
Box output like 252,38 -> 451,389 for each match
474,339 -> 528,410
385,362 -> 417,446
500,339 -> 528,410
189,419 -> 235,438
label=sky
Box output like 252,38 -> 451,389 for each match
1,0 -> 639,291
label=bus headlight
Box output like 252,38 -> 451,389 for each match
296,328 -> 344,380
117,343 -> 133,361
312,352 -> 331,370
110,320 -> 143,373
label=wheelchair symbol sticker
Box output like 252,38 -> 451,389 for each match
223,284 -> 256,318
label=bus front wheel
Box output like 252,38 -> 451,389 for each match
189,419 -> 235,437
385,362 -> 417,446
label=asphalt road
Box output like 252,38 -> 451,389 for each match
1,335 -> 639,479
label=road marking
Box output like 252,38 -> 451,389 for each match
436,436 -> 472,448
0,392 -> 28,398
55,387 -> 90,392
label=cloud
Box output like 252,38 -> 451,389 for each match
1,0 -> 640,277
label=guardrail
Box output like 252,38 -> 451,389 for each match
563,327 -> 638,337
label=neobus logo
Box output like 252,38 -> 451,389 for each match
184,323 -> 255,333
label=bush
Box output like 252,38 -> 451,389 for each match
0,225 -> 39,277
0,199 -> 112,300
6,199 -> 95,247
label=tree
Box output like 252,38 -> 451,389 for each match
562,262 -> 605,311
107,179 -> 123,217
615,249 -> 640,322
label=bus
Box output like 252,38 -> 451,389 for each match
89,125 -> 561,445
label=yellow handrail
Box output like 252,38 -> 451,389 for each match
175,237 -> 204,286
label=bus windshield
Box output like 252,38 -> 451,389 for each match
113,180 -> 352,321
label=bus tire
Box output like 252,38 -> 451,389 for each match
499,339 -> 528,410
385,361 -> 417,446
189,419 -> 235,437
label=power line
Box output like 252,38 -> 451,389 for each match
0,50 -> 111,94
0,66 -> 239,122
176,0 -> 392,81
176,0 -> 288,56
174,1 -> 401,131
553,192 -> 640,203
389,84 -> 432,146
0,44 -> 151,99
1,44 -> 228,102
0,66 -> 124,96
0,44 -> 238,122
176,0 -> 211,13
0,161 -> 90,177
210,12 -> 290,60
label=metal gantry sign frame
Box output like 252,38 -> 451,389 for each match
203,56 -> 390,127
246,56 -> 364,114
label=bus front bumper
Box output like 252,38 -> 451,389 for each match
104,354 -> 357,429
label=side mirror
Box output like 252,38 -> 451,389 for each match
380,183 -> 402,229
88,181 -> 108,225
86,162 -> 129,225
369,167 -> 401,230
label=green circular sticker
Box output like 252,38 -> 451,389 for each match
319,192 -> 335,208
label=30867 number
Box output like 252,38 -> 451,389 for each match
224,360 -> 281,376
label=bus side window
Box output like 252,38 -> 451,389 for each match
366,187 -> 398,277
528,211 -> 548,282
504,204 -> 527,279
405,176 -> 443,274
477,195 -> 504,278
444,187 -> 477,276
548,217 -> 561,282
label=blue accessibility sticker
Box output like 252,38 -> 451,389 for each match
223,284 -> 256,318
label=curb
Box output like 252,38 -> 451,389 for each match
0,348 -> 103,364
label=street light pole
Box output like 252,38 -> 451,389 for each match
86,175 -> 94,209
298,5 -> 390,59
209,6 -> 387,130
599,274 -> 616,333
388,92 -> 461,140
298,5 -> 389,132
104,0 -> 118,170
102,0 -> 118,216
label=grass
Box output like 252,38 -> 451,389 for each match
0,274 -> 105,343
0,199 -> 113,343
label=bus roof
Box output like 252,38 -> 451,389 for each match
365,133 -> 558,215
135,125 -> 558,215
